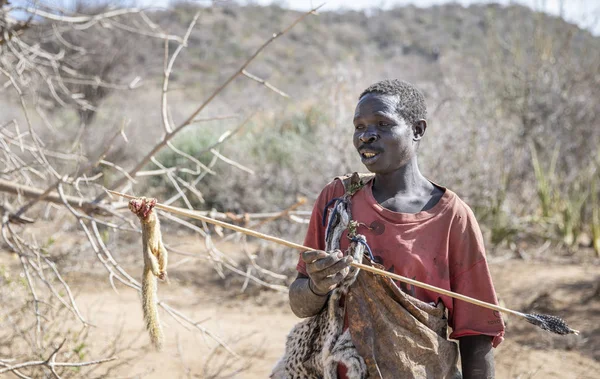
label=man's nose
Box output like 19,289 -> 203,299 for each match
359,129 -> 379,144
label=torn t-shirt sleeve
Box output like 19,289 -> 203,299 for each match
448,203 -> 505,347
296,180 -> 345,276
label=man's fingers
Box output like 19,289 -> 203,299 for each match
303,250 -> 354,294
316,256 -> 352,277
310,254 -> 341,272
319,270 -> 348,289
309,256 -> 352,292
308,251 -> 345,272
301,250 -> 329,264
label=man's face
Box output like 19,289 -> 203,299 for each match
352,93 -> 423,174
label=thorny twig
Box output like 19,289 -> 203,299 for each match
161,11 -> 201,133
0,338 -> 117,375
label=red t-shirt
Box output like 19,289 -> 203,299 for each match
297,179 -> 505,377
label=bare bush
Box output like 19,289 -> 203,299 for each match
0,0 -> 321,375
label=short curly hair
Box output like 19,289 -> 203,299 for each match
359,79 -> 427,126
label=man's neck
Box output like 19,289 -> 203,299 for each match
372,157 -> 432,198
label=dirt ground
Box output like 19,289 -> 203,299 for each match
2,232 -> 599,379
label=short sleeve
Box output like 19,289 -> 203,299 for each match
448,203 -> 505,347
296,180 -> 345,276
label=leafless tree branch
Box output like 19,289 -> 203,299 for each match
96,5 -> 323,200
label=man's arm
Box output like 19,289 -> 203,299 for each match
459,335 -> 495,379
289,273 -> 329,318
289,250 -> 353,318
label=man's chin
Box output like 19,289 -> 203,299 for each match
362,162 -> 385,174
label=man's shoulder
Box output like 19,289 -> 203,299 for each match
315,177 -> 346,202
428,184 -> 475,217
439,187 -> 481,227
333,172 -> 375,193
319,172 -> 375,196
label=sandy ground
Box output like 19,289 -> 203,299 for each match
2,233 -> 599,378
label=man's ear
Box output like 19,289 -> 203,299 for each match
412,119 -> 427,141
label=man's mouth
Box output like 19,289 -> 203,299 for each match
359,149 -> 382,164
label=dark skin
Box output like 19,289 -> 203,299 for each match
289,92 -> 495,378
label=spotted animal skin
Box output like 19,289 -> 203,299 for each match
270,238 -> 367,379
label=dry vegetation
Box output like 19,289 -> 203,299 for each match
0,0 -> 599,377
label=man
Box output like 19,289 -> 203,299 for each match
289,79 -> 505,378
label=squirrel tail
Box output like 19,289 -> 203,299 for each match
142,267 -> 164,351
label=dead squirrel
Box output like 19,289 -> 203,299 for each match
128,197 -> 168,351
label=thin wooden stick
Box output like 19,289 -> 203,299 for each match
108,190 -> 579,335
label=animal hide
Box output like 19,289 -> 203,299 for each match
270,239 -> 368,379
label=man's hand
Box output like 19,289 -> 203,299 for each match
288,250 -> 354,318
302,250 -> 354,295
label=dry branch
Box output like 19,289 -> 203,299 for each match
0,179 -> 110,216
242,69 -> 290,98
249,196 -> 307,228
0,351 -> 117,376
95,5 -> 323,201
161,11 -> 200,133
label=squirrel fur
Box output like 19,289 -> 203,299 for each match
129,197 -> 168,351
